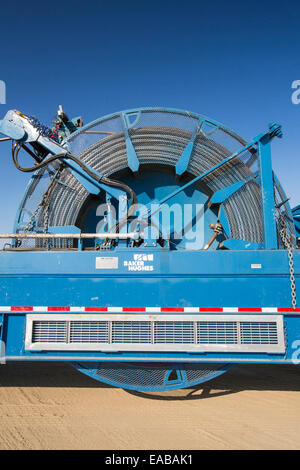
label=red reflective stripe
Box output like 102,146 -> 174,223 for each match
199,307 -> 223,312
160,307 -> 184,312
47,307 -> 70,311
122,307 -> 146,312
11,306 -> 33,311
84,307 -> 108,312
277,307 -> 300,313
238,308 -> 262,312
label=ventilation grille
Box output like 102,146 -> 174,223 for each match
155,321 -> 194,344
25,314 -> 285,353
70,321 -> 108,343
32,321 -> 67,343
240,322 -> 278,344
197,321 -> 238,344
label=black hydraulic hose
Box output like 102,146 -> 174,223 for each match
11,142 -> 138,211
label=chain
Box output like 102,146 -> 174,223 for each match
20,166 -> 63,247
278,211 -> 297,309
22,199 -> 44,234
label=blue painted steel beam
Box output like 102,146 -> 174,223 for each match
63,157 -> 124,200
33,135 -> 125,200
258,134 -> 278,249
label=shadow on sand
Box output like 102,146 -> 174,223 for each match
1,362 -> 300,401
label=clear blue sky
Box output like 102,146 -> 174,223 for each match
0,0 -> 300,233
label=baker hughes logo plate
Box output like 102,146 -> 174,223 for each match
124,254 -> 154,272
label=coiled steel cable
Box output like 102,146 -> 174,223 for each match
18,127 -> 264,246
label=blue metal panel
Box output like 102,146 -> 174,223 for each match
292,205 -> 300,237
0,111 -> 26,140
0,249 -> 298,364
221,239 -> 263,250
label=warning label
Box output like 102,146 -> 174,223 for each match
124,254 -> 154,272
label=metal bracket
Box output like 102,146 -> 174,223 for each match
175,119 -> 204,176
121,113 -> 140,173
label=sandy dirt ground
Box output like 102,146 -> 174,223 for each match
0,362 -> 300,450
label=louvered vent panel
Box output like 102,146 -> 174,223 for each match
27,315 -> 285,353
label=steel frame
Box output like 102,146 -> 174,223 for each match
0,248 -> 298,365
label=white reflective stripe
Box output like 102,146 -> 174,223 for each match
33,306 -> 48,312
70,307 -> 85,312
183,307 -> 199,313
145,307 -> 161,313
223,307 -> 239,313
0,307 -> 9,312
107,307 -> 123,312
261,307 -> 278,313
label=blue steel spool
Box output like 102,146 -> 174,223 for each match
15,107 -> 282,251
72,362 -> 233,392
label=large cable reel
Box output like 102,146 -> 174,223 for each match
16,108 -> 279,251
